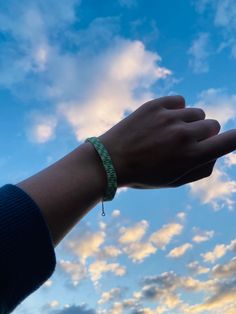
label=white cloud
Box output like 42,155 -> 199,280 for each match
98,288 -> 122,305
97,245 -> 122,259
194,0 -> 236,58
43,279 -> 53,287
201,244 -> 228,264
188,33 -> 211,73
213,257 -> 236,278
224,152 -> 236,167
149,223 -> 183,249
119,220 -> 149,244
191,88 -> 236,129
48,300 -> 60,308
59,259 -> 87,286
177,212 -> 186,222
65,230 -> 105,264
167,243 -> 193,258
89,260 -> 126,283
192,228 -> 214,243
189,166 -> 236,211
57,38 -> 171,142
112,209 -> 121,217
0,3 -> 172,145
27,113 -> 58,143
122,241 -> 157,263
187,261 -> 210,275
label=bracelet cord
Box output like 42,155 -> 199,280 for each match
85,137 -> 118,216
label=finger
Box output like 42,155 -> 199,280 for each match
157,95 -> 186,110
194,129 -> 236,164
170,159 -> 217,187
186,119 -> 221,141
171,107 -> 206,122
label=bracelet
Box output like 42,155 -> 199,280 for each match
85,136 -> 118,216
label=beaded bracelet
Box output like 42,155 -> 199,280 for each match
85,136 -> 118,216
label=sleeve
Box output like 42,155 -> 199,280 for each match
0,184 -> 56,313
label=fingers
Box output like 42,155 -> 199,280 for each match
156,95 -> 186,110
194,129 -> 236,164
186,119 -> 221,141
172,107 -> 206,122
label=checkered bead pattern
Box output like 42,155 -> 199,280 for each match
85,137 -> 118,201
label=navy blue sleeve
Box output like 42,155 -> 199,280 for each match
0,184 -> 56,313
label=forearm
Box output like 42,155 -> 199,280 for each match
16,142 -> 109,247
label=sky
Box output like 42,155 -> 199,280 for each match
1,0 -> 236,313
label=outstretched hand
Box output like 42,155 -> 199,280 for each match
99,96 -> 235,189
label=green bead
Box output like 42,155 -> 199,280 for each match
85,137 -> 118,202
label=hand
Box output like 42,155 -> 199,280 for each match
99,96 -> 235,189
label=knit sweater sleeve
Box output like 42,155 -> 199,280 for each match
0,184 -> 56,313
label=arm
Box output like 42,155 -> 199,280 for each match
16,141 -> 114,247
16,95 -> 236,248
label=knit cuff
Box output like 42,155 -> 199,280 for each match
0,184 -> 56,313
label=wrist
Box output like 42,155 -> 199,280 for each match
79,142 -> 108,201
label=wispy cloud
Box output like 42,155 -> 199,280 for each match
188,33 -> 211,73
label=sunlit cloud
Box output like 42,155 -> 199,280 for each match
119,220 -> 149,244
167,243 -> 193,258
187,261 -> 210,275
98,288 -> 122,305
149,223 -> 183,249
65,230 -> 105,264
88,260 -> 126,283
201,244 -> 228,264
192,228 -> 214,243
59,259 -> 87,286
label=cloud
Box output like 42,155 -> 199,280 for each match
119,220 -> 149,244
97,245 -> 122,259
189,166 -> 236,211
48,300 -> 60,308
167,243 -> 193,258
0,0 -> 171,148
27,112 -> 58,143
43,279 -> 53,287
149,223 -> 183,249
57,38 -> 171,142
65,230 -> 105,264
191,88 -> 236,130
59,260 -> 87,286
0,1 -> 172,146
139,271 -> 216,313
188,33 -> 211,73
224,152 -> 236,167
98,288 -> 122,305
187,261 -> 210,275
188,90 -> 236,210
213,257 -> 236,279
51,304 -> 96,314
176,212 -> 186,222
201,244 -> 228,264
88,260 -> 126,283
194,0 -> 236,58
192,228 -> 214,243
122,241 -> 157,263
188,282 -> 236,313
112,209 -> 121,217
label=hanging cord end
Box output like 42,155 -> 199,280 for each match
101,200 -> 106,216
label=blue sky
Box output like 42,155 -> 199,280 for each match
1,0 -> 236,313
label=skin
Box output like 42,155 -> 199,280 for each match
17,95 -> 236,247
